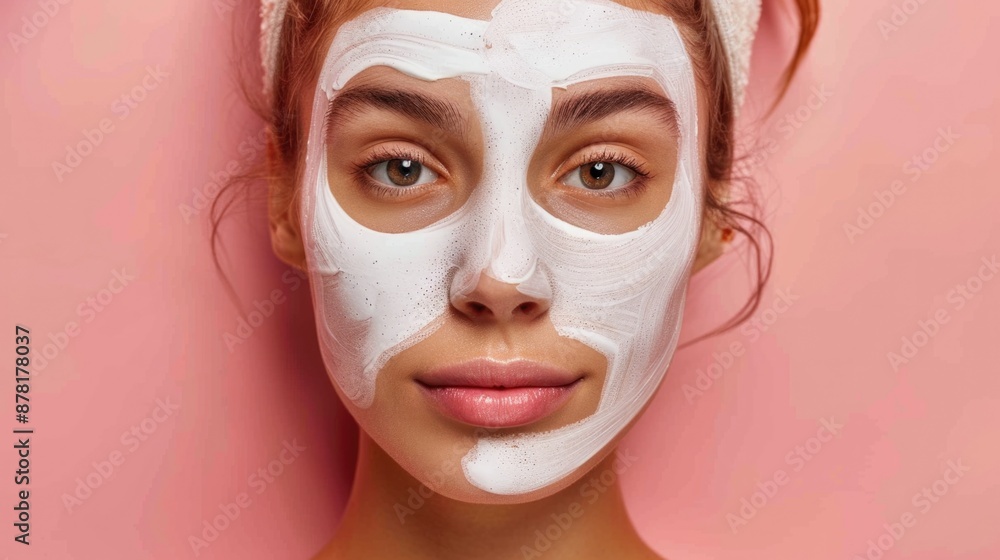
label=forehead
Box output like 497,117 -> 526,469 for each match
302,0 -> 699,127
365,0 -> 497,19
319,0 -> 693,95
347,0 -> 671,21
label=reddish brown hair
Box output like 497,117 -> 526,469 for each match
214,0 -> 820,340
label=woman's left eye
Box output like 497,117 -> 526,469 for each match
558,161 -> 637,191
367,159 -> 439,188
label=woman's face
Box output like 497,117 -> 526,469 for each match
284,0 -> 711,503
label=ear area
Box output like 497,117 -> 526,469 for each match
266,130 -> 307,271
692,213 -> 726,274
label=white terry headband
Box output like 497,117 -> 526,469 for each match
258,0 -> 762,112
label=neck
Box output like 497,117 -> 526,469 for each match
316,432 -> 657,560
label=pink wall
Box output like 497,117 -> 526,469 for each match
1,1 -> 996,558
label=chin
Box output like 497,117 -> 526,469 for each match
331,363 -> 632,504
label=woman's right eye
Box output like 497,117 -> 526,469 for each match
367,159 -> 439,188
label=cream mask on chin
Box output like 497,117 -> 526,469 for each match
300,0 -> 702,495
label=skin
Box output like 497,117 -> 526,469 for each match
267,0 -> 723,558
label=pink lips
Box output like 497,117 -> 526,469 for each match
416,358 -> 582,428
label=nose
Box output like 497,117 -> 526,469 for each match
450,270 -> 551,323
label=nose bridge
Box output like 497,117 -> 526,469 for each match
484,189 -> 537,283
449,194 -> 554,321
448,73 -> 553,318
477,73 -> 547,279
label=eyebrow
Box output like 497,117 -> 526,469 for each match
324,86 -> 678,140
545,87 -> 679,136
325,87 -> 468,137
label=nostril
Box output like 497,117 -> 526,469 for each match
469,302 -> 488,315
516,302 -> 537,316
450,273 -> 551,322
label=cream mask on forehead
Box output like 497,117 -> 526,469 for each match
300,0 -> 702,495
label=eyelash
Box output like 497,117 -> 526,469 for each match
347,145 -> 652,201
350,146 -> 438,199
561,148 -> 653,200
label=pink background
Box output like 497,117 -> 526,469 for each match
1,0 -> 997,558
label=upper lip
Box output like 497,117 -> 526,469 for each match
416,358 -> 582,388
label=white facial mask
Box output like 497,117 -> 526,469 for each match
300,0 -> 702,495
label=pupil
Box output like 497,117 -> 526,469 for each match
387,159 -> 420,186
581,162 -> 614,189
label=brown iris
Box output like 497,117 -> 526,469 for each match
385,159 -> 421,186
579,162 -> 614,190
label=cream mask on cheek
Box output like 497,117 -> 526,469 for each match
300,0 -> 702,495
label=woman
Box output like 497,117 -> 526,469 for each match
235,0 -> 818,557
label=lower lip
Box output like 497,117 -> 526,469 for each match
419,382 -> 579,428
